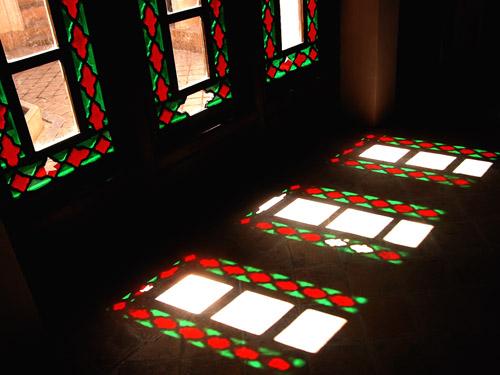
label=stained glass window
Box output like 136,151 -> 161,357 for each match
138,0 -> 231,130
261,0 -> 319,82
0,0 -> 114,198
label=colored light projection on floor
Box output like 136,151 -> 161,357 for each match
275,198 -> 340,225
274,309 -> 347,354
110,254 -> 366,372
331,135 -> 498,186
155,274 -> 233,314
241,185 -> 443,263
325,208 -> 394,239
211,290 -> 294,335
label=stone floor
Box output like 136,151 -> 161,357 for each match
12,60 -> 79,150
8,123 -> 500,374
9,123 -> 495,375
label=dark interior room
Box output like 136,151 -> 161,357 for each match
1,0 -> 499,373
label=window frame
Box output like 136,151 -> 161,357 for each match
157,2 -> 216,98
262,0 -> 319,82
138,0 -> 232,137
0,0 -> 114,198
2,3 -> 88,157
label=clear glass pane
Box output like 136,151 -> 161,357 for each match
166,0 -> 201,14
13,61 -> 80,151
0,0 -> 58,62
170,17 -> 209,90
279,0 -> 304,50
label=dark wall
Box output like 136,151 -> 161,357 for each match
395,0 -> 500,141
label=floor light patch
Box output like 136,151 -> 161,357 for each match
359,144 -> 410,163
111,255 -> 369,371
211,291 -> 294,335
453,159 -> 493,177
326,208 -> 394,238
155,274 -> 233,314
405,151 -> 456,170
256,194 -> 286,214
383,220 -> 434,248
274,309 -> 347,353
274,198 -> 340,226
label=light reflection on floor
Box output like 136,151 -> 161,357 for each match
333,134 -> 497,184
110,254 -> 363,372
405,151 -> 457,170
383,220 -> 434,248
274,309 -> 347,354
453,158 -> 493,177
242,181 -> 438,263
106,133 -> 497,373
275,197 -> 340,226
211,290 -> 294,335
155,274 -> 233,314
325,208 -> 394,239
359,144 -> 410,163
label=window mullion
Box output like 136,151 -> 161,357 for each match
165,7 -> 203,23
6,48 -> 62,75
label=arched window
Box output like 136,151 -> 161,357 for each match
138,0 -> 231,130
261,0 -> 319,82
0,0 -> 113,198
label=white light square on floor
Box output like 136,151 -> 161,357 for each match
383,220 -> 434,248
452,158 -> 493,177
326,208 -> 394,238
274,309 -> 347,353
274,198 -> 340,226
211,291 -> 294,335
256,194 -> 286,214
405,151 -> 456,170
155,274 -> 233,314
358,144 -> 411,163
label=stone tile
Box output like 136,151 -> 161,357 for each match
368,336 -> 460,375
345,261 -> 405,298
308,343 -> 375,374
116,359 -> 180,375
180,353 -> 243,375
406,290 -> 468,337
396,256 -> 458,293
293,263 -> 350,294
359,295 -> 417,340
65,315 -> 153,373
288,239 -> 341,268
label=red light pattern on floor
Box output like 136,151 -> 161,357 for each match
124,305 -> 304,371
110,254 -> 366,370
330,134 -> 497,186
112,254 -> 366,314
241,217 -> 406,264
289,185 -> 445,221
